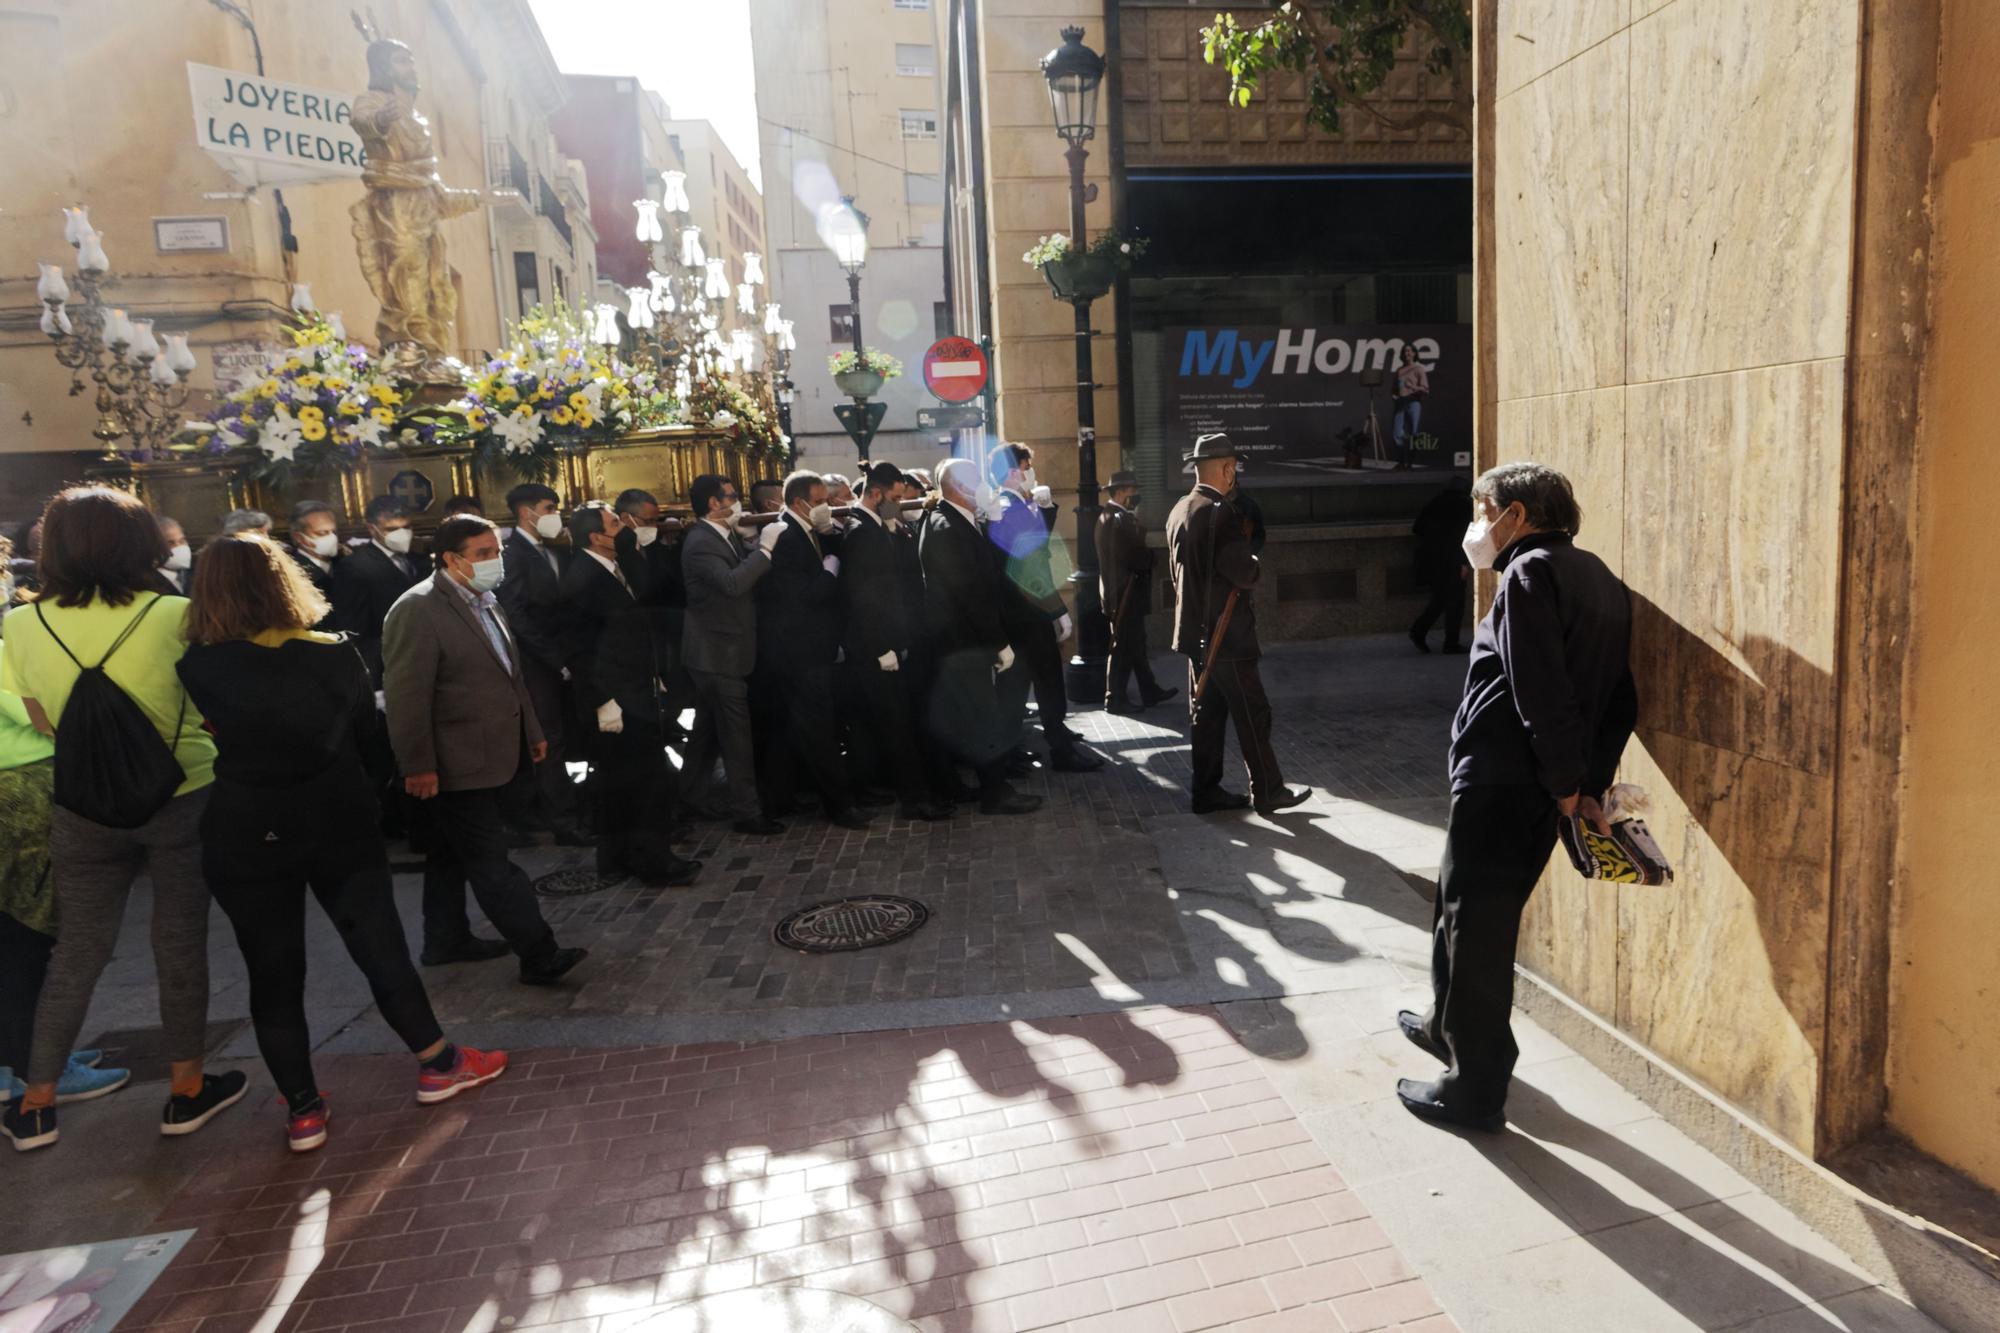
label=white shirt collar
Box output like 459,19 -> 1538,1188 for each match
945,497 -> 979,527
584,548 -> 621,577
372,539 -> 405,560
854,503 -> 884,527
517,523 -> 544,548
298,544 -> 332,572
703,514 -> 736,540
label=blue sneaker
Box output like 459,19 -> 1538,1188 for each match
1,1069 -> 18,1103
71,1049 -> 104,1069
56,1053 -> 130,1104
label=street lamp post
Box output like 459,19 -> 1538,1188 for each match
1041,26 -> 1110,703
827,197 -> 875,463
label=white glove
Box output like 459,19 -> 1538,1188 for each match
758,520 -> 783,554
822,554 -> 841,576
560,667 -> 572,681
983,492 -> 1009,522
995,645 -> 1016,673
596,699 -> 625,734
1056,613 -> 1073,641
374,690 -> 386,713
877,650 -> 899,672
1032,484 -> 1054,509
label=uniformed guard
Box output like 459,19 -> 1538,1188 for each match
1097,470 -> 1176,714
1164,434 -> 1309,816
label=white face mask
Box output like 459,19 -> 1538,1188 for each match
634,524 -> 658,547
381,527 -> 414,555
807,501 -> 833,532
1021,467 -> 1038,493
306,532 -> 340,559
533,512 -> 563,540
722,499 -> 743,523
1461,505 -> 1514,572
465,556 -> 506,593
163,543 -> 192,571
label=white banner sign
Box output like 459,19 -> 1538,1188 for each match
188,62 -> 366,188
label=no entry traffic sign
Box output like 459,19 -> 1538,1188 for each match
922,336 -> 989,404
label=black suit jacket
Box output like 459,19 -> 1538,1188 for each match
840,513 -> 913,663
330,542 -> 424,684
498,530 -> 571,677
756,513 -> 842,675
286,545 -> 338,629
918,502 -> 1006,658
559,552 -> 663,721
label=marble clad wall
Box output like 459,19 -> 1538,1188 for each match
1484,0 -> 1861,1150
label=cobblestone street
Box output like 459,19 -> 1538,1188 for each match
1,639 -> 1943,1332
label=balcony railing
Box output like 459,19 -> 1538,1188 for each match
485,138 -> 531,200
537,173 -> 572,251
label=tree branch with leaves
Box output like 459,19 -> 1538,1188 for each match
1201,0 -> 1472,140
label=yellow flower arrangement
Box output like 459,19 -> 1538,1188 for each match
550,406 -> 575,426
297,373 -> 322,390
497,385 -> 519,405
567,392 -> 589,413
300,419 -> 328,443
297,404 -> 325,424
574,409 -> 596,430
370,406 -> 395,426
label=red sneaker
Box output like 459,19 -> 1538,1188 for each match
288,1096 -> 330,1153
416,1046 -> 509,1104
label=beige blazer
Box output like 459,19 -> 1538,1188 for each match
382,570 -> 544,792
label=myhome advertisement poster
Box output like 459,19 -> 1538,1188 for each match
1162,324 -> 1472,479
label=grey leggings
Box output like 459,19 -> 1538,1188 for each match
26,787 -> 213,1084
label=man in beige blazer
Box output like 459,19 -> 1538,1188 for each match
383,514 -> 585,986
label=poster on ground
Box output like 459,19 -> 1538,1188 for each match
1162,324 -> 1471,481
0,1230 -> 194,1333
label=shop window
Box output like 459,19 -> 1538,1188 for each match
829,304 -> 856,342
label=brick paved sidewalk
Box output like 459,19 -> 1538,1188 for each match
115,1008 -> 1453,1333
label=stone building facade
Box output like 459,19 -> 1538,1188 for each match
1479,0 -> 2000,1320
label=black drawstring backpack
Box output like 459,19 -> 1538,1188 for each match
33,595 -> 187,828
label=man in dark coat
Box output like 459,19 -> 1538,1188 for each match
331,495 -> 424,687
498,483 -> 588,842
1165,433 -> 1309,817
752,472 -> 867,829
840,463 -> 949,821
284,500 -> 342,626
612,488 -> 691,736
1097,471 -> 1175,714
917,459 -> 1040,816
1408,474 -> 1474,653
561,502 -> 701,887
983,443 -> 1102,773
1397,462 -> 1636,1133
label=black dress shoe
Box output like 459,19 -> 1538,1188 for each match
1104,700 -> 1140,716
1397,1010 -> 1449,1063
1396,1078 -> 1504,1132
1004,750 -> 1039,778
1050,747 -> 1104,773
979,791 -> 1042,816
1254,786 -> 1313,816
899,801 -> 953,822
1141,686 -> 1179,707
420,936 -> 511,966
519,946 -> 588,986
732,817 -> 786,836
1191,789 -> 1251,814
936,782 -> 982,804
636,856 -> 703,888
1409,631 -> 1432,655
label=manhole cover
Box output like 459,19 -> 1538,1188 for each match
534,866 -> 616,897
773,895 -> 928,953
634,1288 -> 918,1333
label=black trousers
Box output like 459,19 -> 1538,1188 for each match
1420,784 -> 1560,1113
1005,623 -> 1076,755
848,660 -> 930,803
0,911 -> 54,1074
1410,561 -> 1468,646
1106,593 -> 1162,705
589,715 -> 678,875
1187,656 -> 1285,803
928,647 -> 1016,786
683,668 -> 760,821
756,663 -> 854,819
207,831 -> 444,1104
421,769 -> 557,962
521,657 -> 580,825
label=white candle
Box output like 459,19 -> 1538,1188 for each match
633,199 -> 664,244
163,332 -> 197,374
63,206 -> 92,246
743,253 -> 765,285
680,226 -> 704,269
763,302 -> 783,334
326,312 -> 347,340
150,356 -> 179,387
661,170 -> 691,214
102,307 -> 131,348
128,318 -> 161,362
40,305 -> 74,338
36,262 -> 70,303
290,283 -> 315,314
76,230 -> 110,274
704,258 -> 729,300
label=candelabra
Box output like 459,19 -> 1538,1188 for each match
39,207 -> 198,462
